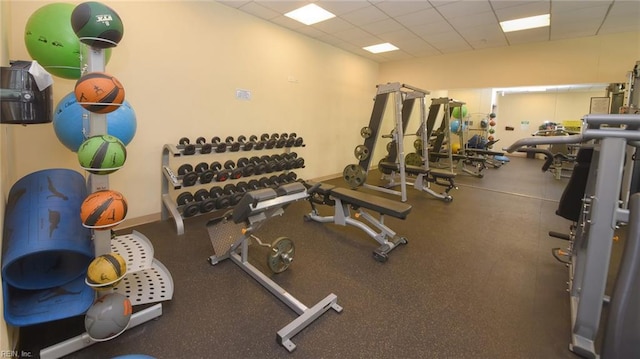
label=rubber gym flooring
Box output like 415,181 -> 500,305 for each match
19,156 -> 623,359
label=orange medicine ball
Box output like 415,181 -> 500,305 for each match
80,189 -> 128,229
74,71 -> 125,114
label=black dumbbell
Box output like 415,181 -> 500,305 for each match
247,179 -> 261,191
241,156 -> 267,176
223,183 -> 245,206
223,160 -> 243,180
209,186 -> 231,209
258,176 -> 272,188
196,137 -> 212,154
209,161 -> 230,182
293,136 -> 304,147
225,136 -> 241,152
236,157 -> 256,177
259,155 -> 277,173
237,135 -> 253,151
178,137 -> 196,155
194,188 -> 216,213
286,172 -> 298,182
211,137 -> 227,153
293,157 -> 305,169
193,162 -> 214,184
177,164 -> 199,187
250,135 -> 265,151
177,191 -> 200,218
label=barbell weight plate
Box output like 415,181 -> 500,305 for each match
267,237 -> 295,273
413,138 -> 423,152
354,145 -> 370,161
176,192 -> 194,206
405,152 -> 423,167
386,141 -> 394,152
360,126 -> 373,139
343,164 -> 367,189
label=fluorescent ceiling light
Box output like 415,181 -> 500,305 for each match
285,4 -> 335,25
500,14 -> 550,33
363,43 -> 399,54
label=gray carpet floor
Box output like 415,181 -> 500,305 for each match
20,156 -> 622,359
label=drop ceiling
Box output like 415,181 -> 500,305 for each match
218,0 -> 640,63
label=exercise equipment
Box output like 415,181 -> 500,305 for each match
347,83 -> 457,202
53,92 -> 137,152
207,182 -> 342,352
80,189 -> 128,229
84,292 -> 132,341
304,182 -> 411,262
1,60 -> 53,125
505,113 -> 640,358
85,252 -> 127,288
71,1 -> 124,49
77,134 -> 127,175
74,71 -> 125,114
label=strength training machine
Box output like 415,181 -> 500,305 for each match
345,82 -> 456,202
206,182 -> 342,352
505,113 -> 640,359
304,181 -> 412,262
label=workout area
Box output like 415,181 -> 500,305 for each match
1,1 -> 640,358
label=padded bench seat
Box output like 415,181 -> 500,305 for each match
465,148 -> 504,156
330,187 -> 412,219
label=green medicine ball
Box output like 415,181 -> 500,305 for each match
451,105 -> 468,120
24,3 -> 112,79
71,2 -> 124,48
77,134 -> 127,175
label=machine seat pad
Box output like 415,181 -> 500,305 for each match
330,187 -> 412,219
233,188 -> 277,223
429,169 -> 456,179
276,182 -> 305,196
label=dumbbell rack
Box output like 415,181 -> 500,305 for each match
161,134 -> 305,235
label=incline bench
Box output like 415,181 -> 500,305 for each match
304,182 -> 412,262
207,182 -> 342,352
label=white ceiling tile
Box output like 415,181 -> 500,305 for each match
359,18 -> 406,35
373,1 -> 434,17
334,26 -> 379,43
395,8 -> 446,26
315,1 -> 372,16
494,2 -> 551,21
489,1 -> 544,11
340,5 -> 390,26
551,0 -> 612,12
217,1 -> 252,9
447,11 -> 498,29
257,1 -> 310,14
311,17 -> 355,34
237,2 -> 281,20
435,1 -> 493,19
413,21 -> 455,37
457,24 -> 505,42
269,15 -> 307,30
505,26 -> 549,45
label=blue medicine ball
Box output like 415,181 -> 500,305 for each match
450,120 -> 460,134
53,91 -> 137,152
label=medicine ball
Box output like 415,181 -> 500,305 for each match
84,293 -> 132,341
86,252 -> 127,288
80,189 -> 128,229
71,1 -> 124,48
78,134 -> 127,175
75,72 -> 125,114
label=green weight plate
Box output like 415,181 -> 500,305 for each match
413,138 -> 423,152
360,126 -> 372,139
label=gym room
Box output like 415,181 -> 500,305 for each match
1,1 -> 639,358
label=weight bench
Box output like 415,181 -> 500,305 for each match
430,152 -> 487,178
304,182 -> 412,262
378,161 -> 457,202
207,182 -> 342,352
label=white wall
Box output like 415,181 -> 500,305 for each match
5,1 -> 379,221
